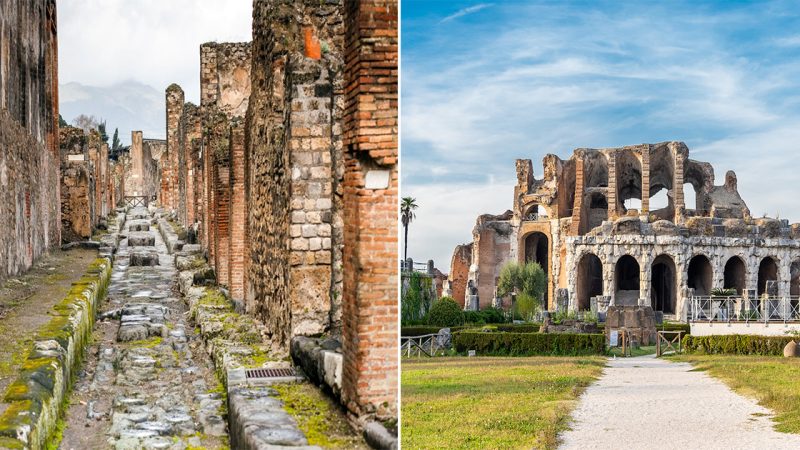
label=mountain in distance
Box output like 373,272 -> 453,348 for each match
59,80 -> 165,146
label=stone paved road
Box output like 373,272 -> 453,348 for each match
559,354 -> 800,450
60,207 -> 227,450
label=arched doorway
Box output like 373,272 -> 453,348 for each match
791,259 -> 800,296
758,256 -> 779,296
651,254 -> 676,314
524,232 -> 548,273
614,255 -> 640,305
576,253 -> 603,311
687,254 -> 712,296
723,256 -> 746,294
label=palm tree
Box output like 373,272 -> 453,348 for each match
401,197 -> 418,263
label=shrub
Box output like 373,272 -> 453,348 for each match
453,331 -> 605,356
463,307 -> 507,325
683,334 -> 794,356
659,323 -> 690,334
494,323 -> 542,333
401,325 -> 469,336
426,297 -> 464,327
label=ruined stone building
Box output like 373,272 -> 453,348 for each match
153,0 -> 398,420
0,0 -> 60,278
451,142 -> 800,321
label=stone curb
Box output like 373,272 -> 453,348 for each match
0,257 -> 113,450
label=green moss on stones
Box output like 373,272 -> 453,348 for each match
273,383 -> 350,448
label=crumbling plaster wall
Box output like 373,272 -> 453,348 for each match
449,243 -> 472,307
0,0 -> 60,279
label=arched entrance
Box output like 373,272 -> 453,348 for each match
651,254 -> 676,314
723,256 -> 746,294
687,254 -> 712,296
524,232 -> 548,273
791,259 -> 800,296
576,253 -> 603,311
614,255 -> 640,306
758,256 -> 779,296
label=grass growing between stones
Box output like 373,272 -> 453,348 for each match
670,354 -> 800,433
402,356 -> 606,449
273,383 -> 367,449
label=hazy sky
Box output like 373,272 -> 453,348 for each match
402,0 -> 800,272
58,0 -> 252,143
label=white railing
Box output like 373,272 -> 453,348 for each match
690,296 -> 800,323
400,333 -> 450,357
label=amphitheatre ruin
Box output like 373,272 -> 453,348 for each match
449,141 -> 800,334
0,0 -> 397,448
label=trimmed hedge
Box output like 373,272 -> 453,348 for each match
683,334 -> 794,356
401,323 -> 544,336
658,323 -> 691,334
453,331 -> 605,356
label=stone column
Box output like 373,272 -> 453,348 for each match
229,121 -> 247,301
641,144 -> 650,214
608,151 -> 617,219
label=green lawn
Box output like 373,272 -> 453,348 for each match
401,356 -> 606,449
671,354 -> 800,433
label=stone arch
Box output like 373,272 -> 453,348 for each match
523,232 -> 549,273
649,146 -> 675,218
558,159 -> 576,217
614,254 -> 640,305
651,254 -> 676,314
687,254 -> 712,296
723,256 -> 746,294
522,203 -> 549,221
576,253 -> 603,311
757,256 -> 779,296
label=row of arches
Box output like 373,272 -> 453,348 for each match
575,253 -> 800,314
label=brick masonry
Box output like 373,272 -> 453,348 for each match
340,0 -> 399,419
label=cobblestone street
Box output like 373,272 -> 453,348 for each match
60,208 -> 226,449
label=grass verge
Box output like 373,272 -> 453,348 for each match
401,356 -> 605,449
670,354 -> 800,433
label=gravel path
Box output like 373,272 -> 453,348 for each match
560,354 -> 800,450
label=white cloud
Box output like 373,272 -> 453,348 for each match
440,3 -> 494,23
58,0 -> 252,104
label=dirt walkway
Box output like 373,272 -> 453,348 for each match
0,248 -> 97,407
560,354 -> 800,450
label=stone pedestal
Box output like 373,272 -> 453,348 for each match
605,305 -> 657,345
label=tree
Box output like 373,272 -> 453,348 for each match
497,261 -> 547,320
401,197 -> 418,262
112,128 -> 121,152
72,114 -> 99,132
58,114 -> 67,127
97,120 -> 109,143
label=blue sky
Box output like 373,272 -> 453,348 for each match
401,0 -> 800,272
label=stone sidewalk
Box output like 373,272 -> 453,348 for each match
59,207 -> 226,449
559,354 -> 800,450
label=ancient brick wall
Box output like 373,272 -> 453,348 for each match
340,0 -> 399,419
449,243 -> 473,306
0,0 -> 61,279
125,131 -> 144,196
142,139 -> 164,201
59,127 -> 94,242
246,0 -> 345,350
229,121 -> 246,300
179,103 -> 202,227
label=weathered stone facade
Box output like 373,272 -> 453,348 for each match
457,142 -> 800,322
0,0 -> 61,278
156,0 -> 397,421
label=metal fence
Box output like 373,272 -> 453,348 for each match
690,295 -> 800,323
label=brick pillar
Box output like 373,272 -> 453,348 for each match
341,0 -> 398,419
608,151 -> 617,219
569,157 -> 585,235
229,121 -> 246,300
100,143 -> 109,217
166,84 -> 184,211
130,131 -> 143,196
673,145 -> 685,222
641,144 -> 650,214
